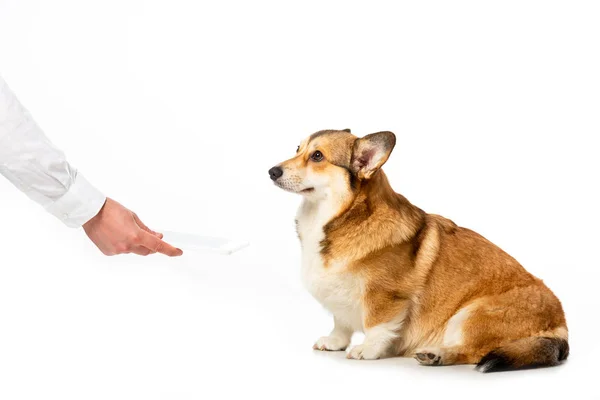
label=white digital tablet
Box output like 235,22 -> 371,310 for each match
160,230 -> 249,255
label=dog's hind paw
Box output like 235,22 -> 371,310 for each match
414,349 -> 443,366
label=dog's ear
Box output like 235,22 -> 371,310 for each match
351,131 -> 396,180
342,128 -> 351,133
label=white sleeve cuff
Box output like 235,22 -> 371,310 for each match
45,174 -> 106,228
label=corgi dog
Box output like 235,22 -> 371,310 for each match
268,129 -> 568,372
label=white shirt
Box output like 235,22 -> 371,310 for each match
0,75 -> 106,227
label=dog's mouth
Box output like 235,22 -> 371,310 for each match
271,172 -> 314,194
273,180 -> 314,194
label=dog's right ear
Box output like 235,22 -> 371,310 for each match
351,131 -> 396,180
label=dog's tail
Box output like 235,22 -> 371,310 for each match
476,336 -> 569,373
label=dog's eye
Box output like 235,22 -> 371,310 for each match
296,146 -> 300,153
310,151 -> 324,162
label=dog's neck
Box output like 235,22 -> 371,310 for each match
316,170 -> 425,262
297,170 -> 425,260
336,170 -> 423,225
297,183 -> 349,234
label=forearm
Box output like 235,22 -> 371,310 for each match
0,75 -> 106,227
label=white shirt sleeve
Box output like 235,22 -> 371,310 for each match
0,75 -> 106,228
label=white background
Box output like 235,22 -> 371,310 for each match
1,1 -> 599,399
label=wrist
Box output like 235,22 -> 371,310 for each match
83,197 -> 108,230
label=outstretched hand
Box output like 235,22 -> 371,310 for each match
83,198 -> 183,257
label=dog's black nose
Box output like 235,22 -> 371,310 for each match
269,166 -> 283,181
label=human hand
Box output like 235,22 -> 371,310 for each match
83,198 -> 183,257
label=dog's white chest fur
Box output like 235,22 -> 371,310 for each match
296,198 -> 363,332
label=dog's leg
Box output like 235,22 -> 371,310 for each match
346,320 -> 401,360
346,292 -> 407,360
313,317 -> 353,351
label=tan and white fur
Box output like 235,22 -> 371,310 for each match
268,129 -> 568,372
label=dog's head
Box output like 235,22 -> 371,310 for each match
268,129 -> 396,199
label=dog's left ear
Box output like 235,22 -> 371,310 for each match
351,131 -> 396,180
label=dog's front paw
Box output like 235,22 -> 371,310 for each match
313,335 -> 349,351
346,344 -> 382,360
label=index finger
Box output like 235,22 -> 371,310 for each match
139,231 -> 183,257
